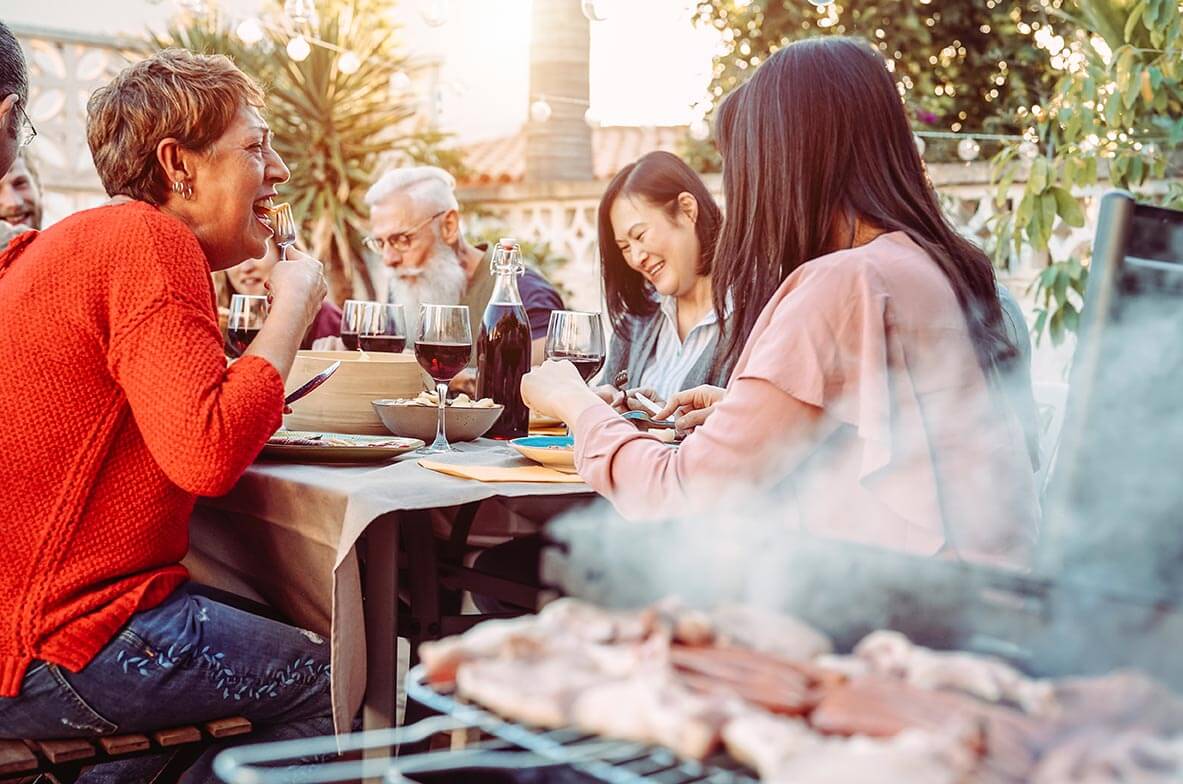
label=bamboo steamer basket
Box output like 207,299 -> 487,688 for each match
284,350 -> 429,435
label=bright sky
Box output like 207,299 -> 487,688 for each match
5,0 -> 720,142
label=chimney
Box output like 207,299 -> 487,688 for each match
526,0 -> 594,182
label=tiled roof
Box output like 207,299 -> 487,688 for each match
457,125 -> 689,186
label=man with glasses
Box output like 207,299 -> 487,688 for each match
0,21 -> 31,179
360,166 -> 564,385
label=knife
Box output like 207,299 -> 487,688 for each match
284,361 -> 341,406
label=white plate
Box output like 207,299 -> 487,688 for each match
261,430 -> 424,463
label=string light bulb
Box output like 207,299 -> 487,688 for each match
389,71 -> 413,93
235,18 -> 265,45
957,137 -> 981,162
689,118 -> 711,141
338,51 -> 361,74
584,107 -> 601,127
1019,140 -> 1040,160
286,35 -> 311,62
419,0 -> 449,27
530,98 -> 553,123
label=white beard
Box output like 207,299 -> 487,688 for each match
386,240 -> 469,341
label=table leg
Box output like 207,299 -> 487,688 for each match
362,511 -> 399,769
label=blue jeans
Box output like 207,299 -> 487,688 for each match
0,583 -> 334,783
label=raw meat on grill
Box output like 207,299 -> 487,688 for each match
707,604 -> 833,660
808,674 -> 1044,782
419,599 -> 1182,782
570,665 -> 740,759
1031,729 -> 1183,784
419,598 -> 663,684
723,711 -> 982,784
854,629 -> 1057,716
454,654 -> 610,729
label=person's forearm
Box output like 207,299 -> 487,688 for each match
243,303 -> 307,380
555,383 -> 605,426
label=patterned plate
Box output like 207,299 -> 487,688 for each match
261,430 -> 424,463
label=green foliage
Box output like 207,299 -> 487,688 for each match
1028,256 -> 1089,346
689,0 -> 1060,166
148,0 -> 467,301
991,0 -> 1183,341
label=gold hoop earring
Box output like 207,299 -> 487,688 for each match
172,179 -> 194,201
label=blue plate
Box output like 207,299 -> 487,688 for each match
509,435 -> 576,470
511,435 -> 574,449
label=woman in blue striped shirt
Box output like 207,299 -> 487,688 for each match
593,151 -> 733,410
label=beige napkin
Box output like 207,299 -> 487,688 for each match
418,459 -> 583,483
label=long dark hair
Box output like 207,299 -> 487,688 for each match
597,151 -> 723,337
712,37 -> 1014,375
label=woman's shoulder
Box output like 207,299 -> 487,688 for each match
57,200 -> 199,252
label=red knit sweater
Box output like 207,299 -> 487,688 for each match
0,201 -> 284,696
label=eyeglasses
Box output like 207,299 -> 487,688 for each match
15,100 -> 35,149
364,210 -> 446,254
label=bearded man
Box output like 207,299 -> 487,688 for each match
356,166 -> 564,390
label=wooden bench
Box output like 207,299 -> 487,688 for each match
0,717 -> 252,783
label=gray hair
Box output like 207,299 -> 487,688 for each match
365,166 -> 460,214
0,21 -> 27,104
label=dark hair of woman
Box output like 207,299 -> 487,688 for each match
711,36 -> 1015,376
597,150 -> 723,338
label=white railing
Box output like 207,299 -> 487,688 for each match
15,25 -> 132,227
458,163 -> 1118,314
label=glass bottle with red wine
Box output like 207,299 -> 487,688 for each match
414,304 -> 472,453
476,238 -> 532,439
544,310 -> 606,382
226,294 -> 267,356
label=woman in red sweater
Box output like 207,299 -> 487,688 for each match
0,50 -> 332,782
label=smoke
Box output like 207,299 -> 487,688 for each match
538,270 -> 1183,693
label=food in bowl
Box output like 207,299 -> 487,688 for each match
389,392 -> 498,408
372,397 -> 503,442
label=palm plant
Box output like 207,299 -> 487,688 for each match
149,0 -> 467,301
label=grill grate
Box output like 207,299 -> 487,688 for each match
400,665 -> 759,783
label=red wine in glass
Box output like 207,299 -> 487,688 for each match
548,352 -> 604,381
477,302 -> 532,439
227,327 -> 261,355
359,335 -> 406,353
416,341 -> 472,381
340,331 -> 360,351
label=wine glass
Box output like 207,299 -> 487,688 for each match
227,294 -> 268,356
545,310 -> 606,381
358,303 -> 408,353
339,299 -> 374,351
414,304 -> 472,453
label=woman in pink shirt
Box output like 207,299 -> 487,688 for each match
523,37 -> 1039,566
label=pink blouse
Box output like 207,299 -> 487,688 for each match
573,232 -> 1039,566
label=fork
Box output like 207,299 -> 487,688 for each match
270,202 -> 297,259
